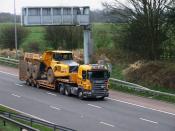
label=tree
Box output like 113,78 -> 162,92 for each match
44,26 -> 83,50
0,25 -> 29,50
0,13 -> 20,23
103,0 -> 173,60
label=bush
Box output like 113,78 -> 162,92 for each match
0,25 -> 29,50
44,26 -> 83,50
20,39 -> 51,53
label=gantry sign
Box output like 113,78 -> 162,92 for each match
21,6 -> 91,64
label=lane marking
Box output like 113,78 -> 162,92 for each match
47,92 -> 57,96
0,71 -> 18,77
11,93 -> 21,98
50,106 -> 61,111
100,122 -> 115,127
0,103 -> 55,124
107,97 -> 175,116
1,70 -> 175,117
140,118 -> 158,124
15,84 -> 23,87
88,104 -> 102,109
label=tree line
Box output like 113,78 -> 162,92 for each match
103,0 -> 175,60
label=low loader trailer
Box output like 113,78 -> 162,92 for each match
19,51 -> 110,99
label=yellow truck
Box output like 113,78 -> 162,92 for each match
19,51 -> 110,99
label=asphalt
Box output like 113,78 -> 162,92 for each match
0,72 -> 174,131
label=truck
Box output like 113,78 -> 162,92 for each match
19,50 -> 110,99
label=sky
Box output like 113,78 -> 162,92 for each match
0,0 -> 116,14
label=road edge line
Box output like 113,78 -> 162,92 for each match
0,103 -> 55,124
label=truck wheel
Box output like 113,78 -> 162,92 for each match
26,63 -> 32,78
65,87 -> 71,96
32,64 -> 41,80
36,83 -> 40,89
26,80 -> 30,86
99,97 -> 105,100
59,84 -> 65,95
47,68 -> 55,83
78,90 -> 84,100
31,82 -> 35,87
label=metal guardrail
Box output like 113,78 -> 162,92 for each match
110,78 -> 175,97
0,110 -> 76,131
0,56 -> 19,65
0,114 -> 39,131
0,56 -> 174,97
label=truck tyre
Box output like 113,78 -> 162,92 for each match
78,90 -> 84,100
36,83 -> 40,89
59,84 -> 65,95
32,64 -> 41,80
26,80 -> 30,86
65,86 -> 71,96
47,68 -> 55,83
31,81 -> 35,87
99,97 -> 105,100
26,63 -> 32,78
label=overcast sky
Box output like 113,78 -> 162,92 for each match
0,0 -> 117,14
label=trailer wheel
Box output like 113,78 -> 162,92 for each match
78,89 -> 84,100
59,84 -> 65,95
26,80 -> 30,86
31,82 -> 35,87
65,87 -> 71,96
36,83 -> 40,89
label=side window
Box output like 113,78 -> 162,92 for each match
82,71 -> 86,79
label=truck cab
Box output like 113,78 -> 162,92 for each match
77,64 -> 110,99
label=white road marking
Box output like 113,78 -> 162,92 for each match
0,71 -> 18,77
11,93 -> 21,98
1,70 -> 175,117
107,97 -> 175,116
140,118 -> 158,124
100,122 -> 115,127
47,92 -> 57,96
50,106 -> 61,111
15,84 -> 23,87
88,104 -> 102,109
0,103 -> 55,124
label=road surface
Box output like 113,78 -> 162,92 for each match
0,67 -> 174,131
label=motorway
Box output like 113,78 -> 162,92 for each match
0,70 -> 175,131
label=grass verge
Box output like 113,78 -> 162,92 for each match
0,119 -> 19,131
110,83 -> 175,104
0,105 -> 56,131
0,61 -> 18,68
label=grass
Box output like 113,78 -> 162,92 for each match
0,61 -> 18,68
110,83 -> 175,104
111,65 -> 125,80
0,119 -> 19,131
0,105 -> 57,131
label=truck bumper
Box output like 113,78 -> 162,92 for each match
83,90 -> 109,98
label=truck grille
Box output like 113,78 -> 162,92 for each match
92,81 -> 107,95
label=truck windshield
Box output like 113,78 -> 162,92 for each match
53,53 -> 73,61
88,71 -> 109,80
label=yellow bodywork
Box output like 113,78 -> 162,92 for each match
42,50 -> 72,78
24,50 -> 73,78
77,65 -> 92,91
